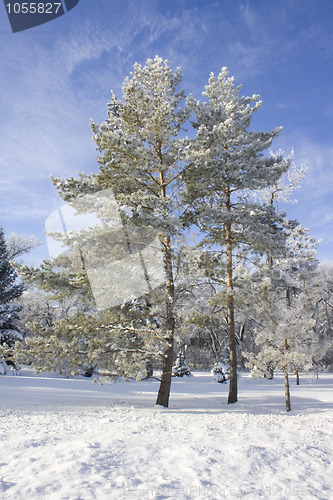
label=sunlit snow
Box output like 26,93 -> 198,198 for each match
0,370 -> 332,499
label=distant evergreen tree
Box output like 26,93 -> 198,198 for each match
0,227 -> 24,368
172,347 -> 191,377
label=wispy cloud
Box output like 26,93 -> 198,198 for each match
291,136 -> 333,200
227,0 -> 333,81
0,185 -> 59,222
277,131 -> 333,260
0,0 -> 332,267
0,0 -> 221,215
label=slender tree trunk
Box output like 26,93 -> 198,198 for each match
226,185 -> 237,404
295,370 -> 300,385
284,339 -> 291,412
155,157 -> 176,407
208,327 -> 221,360
156,335 -> 174,406
156,235 -> 175,407
284,289 -> 292,411
284,370 -> 291,412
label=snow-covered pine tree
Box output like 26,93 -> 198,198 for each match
16,250 -> 163,379
172,346 -> 191,377
51,57 -> 192,407
0,228 -> 24,370
244,225 -> 323,411
184,68 -> 290,404
242,161 -> 329,410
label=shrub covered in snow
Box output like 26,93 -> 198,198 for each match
211,362 -> 230,383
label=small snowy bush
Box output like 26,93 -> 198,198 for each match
211,362 -> 230,383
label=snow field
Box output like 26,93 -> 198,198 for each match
0,371 -> 332,500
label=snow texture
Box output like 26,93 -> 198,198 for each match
0,370 -> 332,499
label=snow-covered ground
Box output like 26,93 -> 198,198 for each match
0,370 -> 332,500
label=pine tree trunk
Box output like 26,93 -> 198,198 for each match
155,161 -> 176,408
284,339 -> 291,412
156,347 -> 173,405
156,236 -> 175,407
226,185 -> 237,404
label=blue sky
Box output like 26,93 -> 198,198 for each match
0,0 -> 332,264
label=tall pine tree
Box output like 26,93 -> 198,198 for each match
185,68 -> 290,403
51,57 -> 191,407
